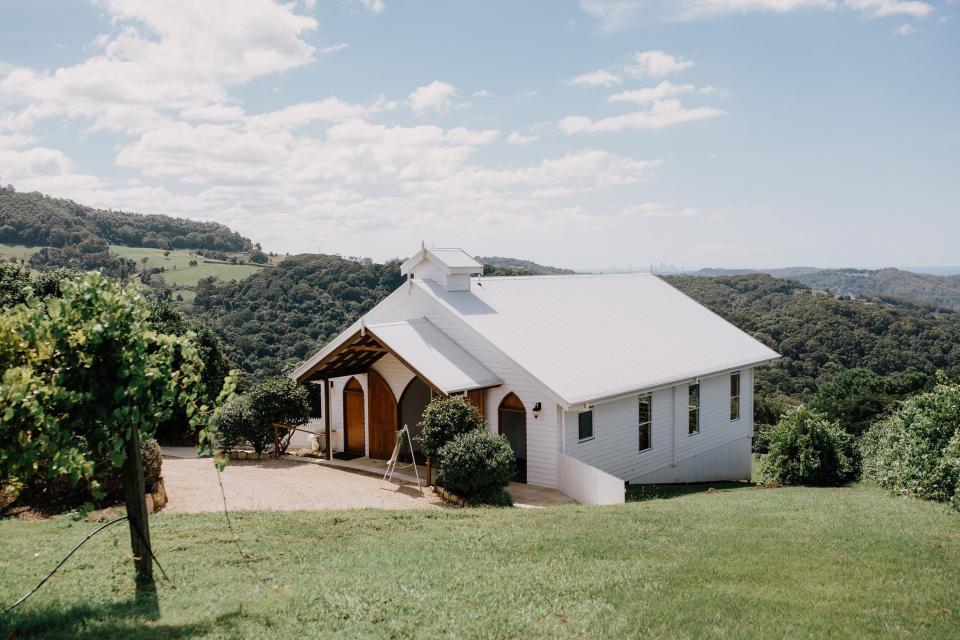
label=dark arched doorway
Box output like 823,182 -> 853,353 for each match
342,377 -> 365,455
498,393 -> 527,483
398,377 -> 431,463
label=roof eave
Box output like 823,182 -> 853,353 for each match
562,354 -> 782,408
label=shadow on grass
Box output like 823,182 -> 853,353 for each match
626,481 -> 757,502
0,583 -> 219,640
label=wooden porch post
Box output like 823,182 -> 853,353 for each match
323,377 -> 332,461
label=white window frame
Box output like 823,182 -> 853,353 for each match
730,372 -> 741,422
577,409 -> 594,442
638,393 -> 652,452
688,384 -> 700,435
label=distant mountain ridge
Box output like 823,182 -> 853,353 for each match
0,186 -> 253,252
477,256 -> 575,276
685,266 -> 960,313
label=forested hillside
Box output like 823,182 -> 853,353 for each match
794,268 -> 960,312
478,256 -> 575,275
0,187 -> 252,252
192,255 -> 403,379
665,274 -> 960,398
689,265 -> 960,312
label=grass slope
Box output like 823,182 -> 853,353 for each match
1,485 -> 957,639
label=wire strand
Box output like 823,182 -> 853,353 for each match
2,515 -> 129,616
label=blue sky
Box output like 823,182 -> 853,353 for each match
0,0 -> 957,270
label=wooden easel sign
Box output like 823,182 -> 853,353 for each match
381,424 -> 422,492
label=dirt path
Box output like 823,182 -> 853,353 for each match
162,457 -> 442,513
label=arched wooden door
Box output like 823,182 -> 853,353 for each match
498,393 -> 527,484
368,370 -> 398,460
342,377 -> 365,455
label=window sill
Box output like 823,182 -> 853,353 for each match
688,431 -> 700,436
578,436 -> 595,443
638,447 -> 652,454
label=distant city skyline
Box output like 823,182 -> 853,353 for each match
1,1 -> 957,269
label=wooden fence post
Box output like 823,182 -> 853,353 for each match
122,426 -> 153,584
274,423 -> 281,459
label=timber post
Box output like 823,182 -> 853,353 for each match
273,423 -> 281,459
122,425 -> 153,584
323,377 -> 332,461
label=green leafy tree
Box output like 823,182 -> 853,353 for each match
211,377 -> 310,454
415,396 -> 486,461
861,374 -> 960,509
0,273 -> 227,582
761,407 -> 856,486
808,368 -> 931,436
249,249 -> 269,264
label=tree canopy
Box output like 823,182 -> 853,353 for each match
0,273 -> 216,498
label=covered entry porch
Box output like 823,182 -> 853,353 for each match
291,318 -> 502,463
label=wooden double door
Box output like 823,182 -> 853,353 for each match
342,372 -> 398,460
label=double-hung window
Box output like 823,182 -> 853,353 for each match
638,394 -> 652,452
730,372 -> 741,421
578,409 -> 594,442
688,384 -> 700,435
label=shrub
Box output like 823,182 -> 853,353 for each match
210,378 -> 311,454
249,250 -> 269,264
210,395 -> 254,452
808,368 -> 932,437
415,396 -> 486,460
861,374 -> 960,509
435,430 -> 515,506
761,407 -> 856,486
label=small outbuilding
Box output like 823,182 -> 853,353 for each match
292,246 -> 779,504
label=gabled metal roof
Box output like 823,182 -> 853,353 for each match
291,317 -> 500,395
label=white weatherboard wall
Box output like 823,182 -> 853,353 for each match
564,369 -> 754,484
558,454 -> 625,505
367,285 -> 562,488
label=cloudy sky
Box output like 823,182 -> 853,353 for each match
0,0 -> 957,270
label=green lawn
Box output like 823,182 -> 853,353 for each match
1,485 -> 957,639
0,242 -> 39,262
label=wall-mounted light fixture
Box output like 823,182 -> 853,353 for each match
532,402 -> 542,419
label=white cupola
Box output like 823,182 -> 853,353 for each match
400,245 -> 483,292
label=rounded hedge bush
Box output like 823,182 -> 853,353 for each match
761,407 -> 856,486
210,378 -> 311,454
861,375 -> 960,509
415,396 -> 486,459
435,430 -> 515,505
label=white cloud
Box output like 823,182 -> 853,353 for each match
245,97 -> 392,131
568,70 -> 623,87
626,51 -> 694,77
318,42 -> 349,54
895,22 -> 917,33
359,0 -> 386,14
560,99 -> 724,133
407,81 -> 460,116
179,103 -> 245,122
844,0 -> 932,18
608,81 -> 696,104
473,89 -> 491,97
0,145 -> 74,183
507,131 -> 539,144
0,0 -> 318,133
579,0 -> 932,27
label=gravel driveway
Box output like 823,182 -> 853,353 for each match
161,457 -> 442,513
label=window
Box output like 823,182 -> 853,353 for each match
730,372 -> 741,421
688,384 -> 700,435
638,394 -> 652,452
578,410 -> 594,441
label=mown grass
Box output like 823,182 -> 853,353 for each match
0,242 -> 38,261
1,485 -> 957,639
